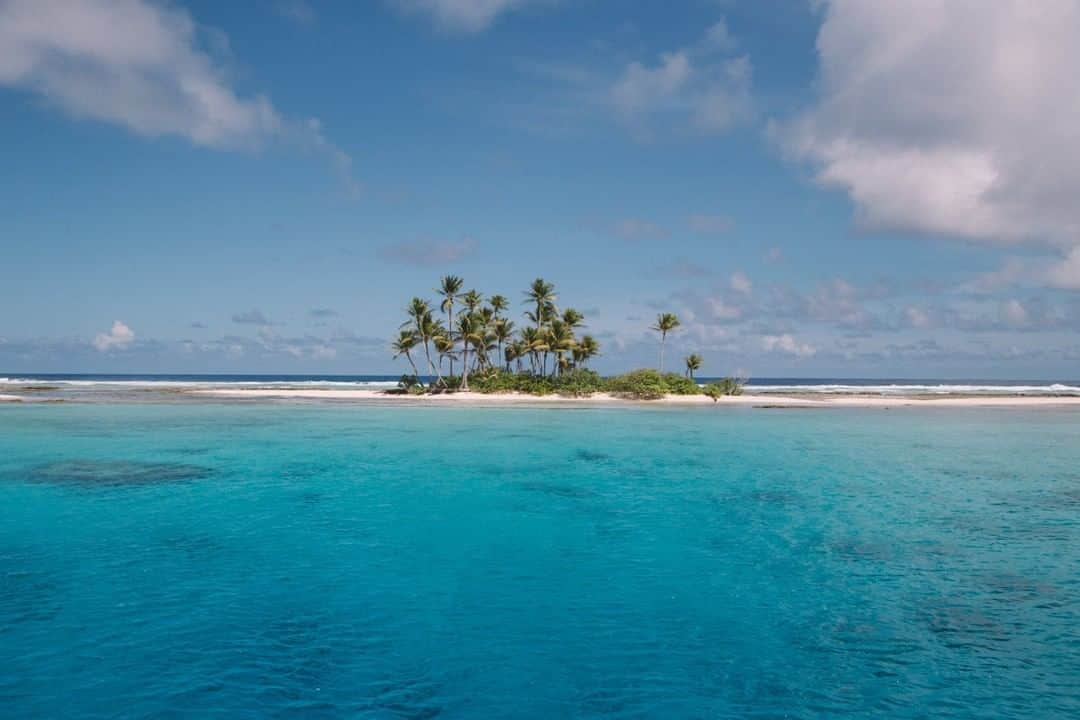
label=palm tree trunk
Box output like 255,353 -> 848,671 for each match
659,332 -> 666,373
423,340 -> 442,386
405,351 -> 421,385
447,305 -> 454,377
461,343 -> 470,390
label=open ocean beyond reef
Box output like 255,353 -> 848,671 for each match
1,400 -> 1077,718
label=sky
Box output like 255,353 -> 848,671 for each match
2,0 -> 1080,378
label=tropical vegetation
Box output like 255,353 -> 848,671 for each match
390,276 -> 744,399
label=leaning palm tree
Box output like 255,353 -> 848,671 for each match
524,278 -> 556,334
650,312 -> 681,373
685,353 -> 703,379
436,275 -> 463,374
391,330 -> 422,383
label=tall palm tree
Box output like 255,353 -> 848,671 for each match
456,313 -> 484,391
546,319 -> 575,377
520,326 -> 541,374
403,297 -> 440,384
685,353 -> 703,379
524,278 -> 556,335
461,289 -> 484,315
391,330 -> 421,382
493,318 -> 514,370
436,275 -> 463,375
489,294 -> 509,318
650,312 -> 681,373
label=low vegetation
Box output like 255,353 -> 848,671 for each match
391,275 -> 745,399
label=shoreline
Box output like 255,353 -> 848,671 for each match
186,388 -> 1080,407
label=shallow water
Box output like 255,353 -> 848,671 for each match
1,403 -> 1077,718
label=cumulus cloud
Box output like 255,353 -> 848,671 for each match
93,320 -> 135,351
0,0 -> 355,189
376,236 -> 478,266
730,271 -> 752,294
390,0 -> 533,33
308,307 -> 338,319
761,333 -> 816,357
783,0 -> 1080,282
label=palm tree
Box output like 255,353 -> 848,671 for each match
524,278 -> 556,335
561,307 -> 585,330
576,334 -> 600,368
436,275 -> 463,374
685,353 -> 703,379
434,334 -> 457,377
508,339 -> 527,373
403,297 -> 442,385
462,289 -> 484,315
650,312 -> 681,373
520,326 -> 541,374
456,313 -> 484,391
493,318 -> 515,371
546,319 -> 575,377
392,330 -> 421,382
489,294 -> 509,318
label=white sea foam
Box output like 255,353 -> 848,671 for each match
746,383 -> 1080,396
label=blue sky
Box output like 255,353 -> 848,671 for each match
3,0 -> 1080,378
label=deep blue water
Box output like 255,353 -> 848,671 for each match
1,402 -> 1077,718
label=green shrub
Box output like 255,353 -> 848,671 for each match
604,369 -> 669,399
551,368 -> 604,397
703,377 -> 744,401
660,372 -> 701,395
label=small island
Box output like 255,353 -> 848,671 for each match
386,275 -> 744,401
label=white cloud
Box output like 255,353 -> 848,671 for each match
610,25 -> 752,137
612,51 -> 691,118
761,333 -> 816,357
390,0 -> 531,33
704,19 -> 736,53
0,0 -> 355,189
93,320 -> 134,351
730,270 -> 752,294
783,0 -> 1080,279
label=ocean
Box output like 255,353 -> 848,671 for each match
1,399 -> 1077,718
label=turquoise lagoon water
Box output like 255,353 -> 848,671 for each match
1,402 -> 1077,718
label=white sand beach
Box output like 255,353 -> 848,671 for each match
0,394 -> 23,402
188,388 -> 1080,407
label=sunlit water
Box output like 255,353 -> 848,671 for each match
1,402 -> 1077,718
